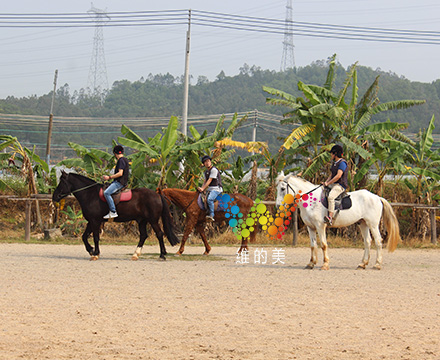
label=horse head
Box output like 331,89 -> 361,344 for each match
276,173 -> 315,207
52,170 -> 73,202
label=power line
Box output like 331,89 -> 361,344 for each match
0,10 -> 439,45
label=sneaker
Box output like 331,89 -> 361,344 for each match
324,215 -> 332,225
206,215 -> 215,222
104,211 -> 118,219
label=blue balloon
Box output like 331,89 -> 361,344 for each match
231,205 -> 240,215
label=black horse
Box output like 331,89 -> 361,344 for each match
52,171 -> 179,260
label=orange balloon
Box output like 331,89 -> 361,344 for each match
268,225 -> 278,236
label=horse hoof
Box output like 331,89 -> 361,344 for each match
321,263 -> 330,270
373,264 -> 381,270
131,255 -> 139,261
357,264 -> 366,270
305,264 -> 314,269
159,257 -> 166,261
90,255 -> 99,261
203,251 -> 210,256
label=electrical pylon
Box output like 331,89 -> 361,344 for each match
87,4 -> 110,100
281,0 -> 295,71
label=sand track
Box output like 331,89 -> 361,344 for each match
1,243 -> 439,359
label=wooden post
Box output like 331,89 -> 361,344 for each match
430,209 -> 437,245
292,208 -> 298,246
25,200 -> 31,241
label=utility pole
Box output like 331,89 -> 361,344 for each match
46,69 -> 58,165
252,109 -> 258,154
182,9 -> 191,137
281,0 -> 295,71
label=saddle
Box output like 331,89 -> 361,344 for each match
197,193 -> 227,212
99,186 -> 132,205
321,187 -> 352,211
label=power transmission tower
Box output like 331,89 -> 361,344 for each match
87,3 -> 110,101
281,0 -> 295,71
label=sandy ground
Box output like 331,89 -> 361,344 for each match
0,243 -> 439,360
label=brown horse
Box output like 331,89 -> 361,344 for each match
160,188 -> 255,255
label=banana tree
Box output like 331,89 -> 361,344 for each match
58,142 -> 114,181
118,116 -> 179,189
400,115 -> 440,203
264,54 -> 426,189
0,135 -> 48,229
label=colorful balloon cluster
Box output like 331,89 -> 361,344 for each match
218,190 -> 319,240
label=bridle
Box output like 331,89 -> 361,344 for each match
56,180 -> 99,199
281,180 -> 322,197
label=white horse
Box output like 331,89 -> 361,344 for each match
276,173 -> 400,270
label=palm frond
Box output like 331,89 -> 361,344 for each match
336,63 -> 357,107
324,54 -> 337,91
302,151 -> 331,178
282,124 -> 316,149
357,75 -> 380,110
262,86 -> 296,101
371,100 -> 426,115
340,137 -> 372,160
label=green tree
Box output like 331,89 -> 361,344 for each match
264,54 -> 426,189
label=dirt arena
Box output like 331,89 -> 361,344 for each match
1,243 -> 439,360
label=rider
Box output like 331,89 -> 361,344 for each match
197,155 -> 223,222
323,144 -> 348,225
102,145 -> 130,219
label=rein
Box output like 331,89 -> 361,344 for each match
181,192 -> 199,212
283,181 -> 322,196
59,182 -> 99,198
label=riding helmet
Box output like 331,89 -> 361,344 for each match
330,144 -> 343,157
201,155 -> 212,163
113,145 -> 124,154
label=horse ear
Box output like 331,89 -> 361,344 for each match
280,170 -> 285,177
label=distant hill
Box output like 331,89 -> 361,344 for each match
0,60 -> 439,159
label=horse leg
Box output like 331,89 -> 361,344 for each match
90,221 -> 102,261
195,223 -> 211,255
81,222 -> 94,256
176,218 -> 197,256
151,222 -> 167,260
132,220 -> 148,261
316,225 -> 330,270
305,226 -> 318,269
357,221 -> 372,269
370,225 -> 383,270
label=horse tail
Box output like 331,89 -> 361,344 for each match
380,198 -> 401,252
160,194 -> 180,246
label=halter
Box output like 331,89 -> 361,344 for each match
282,180 -> 322,197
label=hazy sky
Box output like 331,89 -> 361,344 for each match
1,0 -> 439,98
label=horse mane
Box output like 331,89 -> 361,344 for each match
68,172 -> 97,185
285,174 -> 313,186
277,172 -> 313,187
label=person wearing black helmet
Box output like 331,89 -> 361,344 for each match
323,144 -> 348,225
197,155 -> 223,222
102,145 -> 130,219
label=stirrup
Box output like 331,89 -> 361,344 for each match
324,215 -> 332,225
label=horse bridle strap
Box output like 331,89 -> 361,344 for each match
59,182 -> 99,198
283,181 -> 322,196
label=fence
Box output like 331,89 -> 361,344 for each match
4,196 -> 439,245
